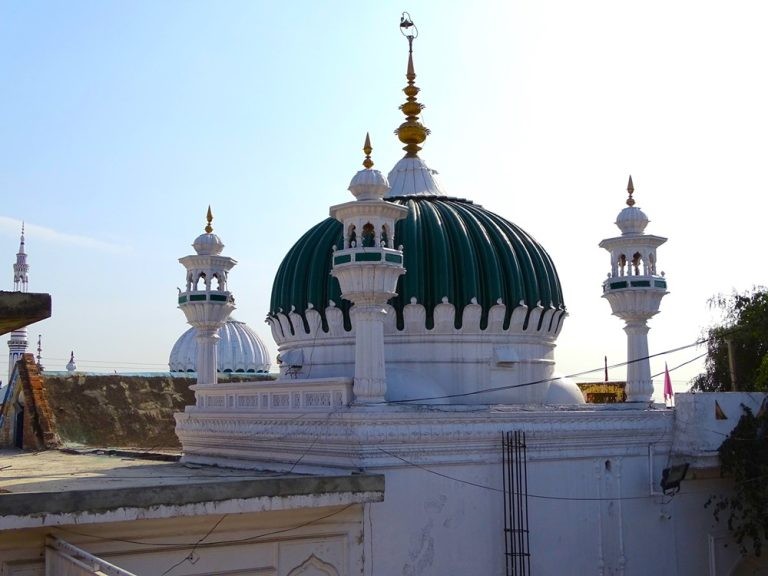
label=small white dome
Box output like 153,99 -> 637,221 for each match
386,156 -> 445,197
348,168 -> 390,200
169,318 -> 271,373
615,206 -> 649,235
193,232 -> 224,256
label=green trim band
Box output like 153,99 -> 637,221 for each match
189,294 -> 206,302
630,280 -> 651,287
355,253 -> 382,262
385,253 -> 403,264
333,254 -> 352,265
178,296 -> 187,304
609,281 -> 628,289
654,280 -> 667,288
210,294 -> 228,302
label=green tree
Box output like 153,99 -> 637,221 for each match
706,405 -> 768,556
691,288 -> 768,392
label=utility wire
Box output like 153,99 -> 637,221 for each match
160,514 -> 228,576
55,503 -> 355,549
379,338 -> 706,404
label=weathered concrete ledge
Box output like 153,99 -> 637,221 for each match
0,451 -> 384,530
0,474 -> 384,518
0,291 -> 51,335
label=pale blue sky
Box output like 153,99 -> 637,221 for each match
2,1 -> 767,393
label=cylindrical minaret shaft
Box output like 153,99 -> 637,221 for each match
625,321 -> 652,400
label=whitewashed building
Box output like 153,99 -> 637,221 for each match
1,15 -> 765,576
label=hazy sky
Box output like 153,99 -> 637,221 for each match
2,1 -> 766,395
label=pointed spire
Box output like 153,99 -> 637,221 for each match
395,12 -> 430,157
626,175 -> 635,207
205,206 -> 213,234
363,133 -> 374,169
13,222 -> 29,292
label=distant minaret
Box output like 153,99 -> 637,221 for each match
177,207 -> 236,386
8,224 -> 30,382
599,177 -> 668,403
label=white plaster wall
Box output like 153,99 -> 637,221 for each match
0,505 -> 363,576
275,335 -> 558,405
364,456 -> 741,576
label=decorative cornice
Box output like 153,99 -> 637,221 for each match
176,406 -> 674,470
267,300 -> 566,345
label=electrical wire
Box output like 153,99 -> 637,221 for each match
377,338 -> 707,404
54,503 -> 355,549
160,514 -> 228,576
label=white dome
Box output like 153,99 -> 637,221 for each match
348,168 -> 390,200
385,156 -> 445,197
615,205 -> 649,235
193,232 -> 224,256
169,318 -> 271,373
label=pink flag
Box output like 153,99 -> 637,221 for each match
664,363 -> 674,405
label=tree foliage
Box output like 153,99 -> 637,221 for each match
691,288 -> 768,392
706,405 -> 768,556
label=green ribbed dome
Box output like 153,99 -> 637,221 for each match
270,196 -> 564,331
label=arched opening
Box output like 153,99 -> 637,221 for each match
648,253 -> 656,275
14,407 -> 24,449
381,224 -> 389,247
632,252 -> 642,275
618,254 -> 627,277
347,225 -> 357,248
195,272 -> 207,291
362,223 -> 375,247
211,273 -> 221,291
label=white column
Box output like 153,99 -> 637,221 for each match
624,320 -> 652,402
351,303 -> 388,402
195,328 -> 220,386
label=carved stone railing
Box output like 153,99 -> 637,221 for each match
189,377 -> 353,412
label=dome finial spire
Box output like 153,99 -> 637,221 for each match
363,132 -> 374,169
396,12 -> 430,158
205,206 -> 213,233
626,175 -> 635,206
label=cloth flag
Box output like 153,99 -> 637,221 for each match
663,363 -> 674,406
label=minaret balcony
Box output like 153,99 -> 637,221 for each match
331,247 -> 404,267
331,247 -> 405,304
178,291 -> 233,305
602,274 -> 667,294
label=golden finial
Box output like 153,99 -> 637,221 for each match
626,175 -> 635,207
395,12 -> 430,157
205,205 -> 213,233
363,132 -> 374,169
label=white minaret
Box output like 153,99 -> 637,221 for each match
599,177 -> 668,403
330,135 -> 409,403
8,224 -> 30,382
177,208 -> 236,386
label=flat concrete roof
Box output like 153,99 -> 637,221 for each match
0,450 -> 384,529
